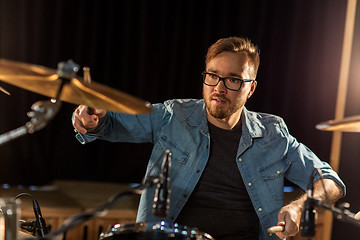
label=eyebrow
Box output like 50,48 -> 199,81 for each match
206,68 -> 242,78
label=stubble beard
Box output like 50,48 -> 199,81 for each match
203,92 -> 245,119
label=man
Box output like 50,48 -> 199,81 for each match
72,37 -> 345,240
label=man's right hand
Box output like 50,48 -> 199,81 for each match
72,105 -> 106,134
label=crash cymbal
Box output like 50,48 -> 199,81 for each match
0,59 -> 152,114
316,115 -> 360,132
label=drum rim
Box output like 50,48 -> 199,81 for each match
99,221 -> 214,240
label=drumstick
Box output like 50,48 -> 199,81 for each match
83,67 -> 95,115
355,211 -> 360,220
0,85 -> 10,95
267,226 -> 285,233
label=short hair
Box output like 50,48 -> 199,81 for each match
206,37 -> 260,77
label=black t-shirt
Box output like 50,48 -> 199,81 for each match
176,121 -> 259,240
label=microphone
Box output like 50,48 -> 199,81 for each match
300,169 -> 317,238
32,198 -> 49,237
300,198 -> 316,238
152,150 -> 171,217
15,193 -> 49,237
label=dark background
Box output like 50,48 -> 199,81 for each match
0,0 -> 359,238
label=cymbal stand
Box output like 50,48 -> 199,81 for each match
0,60 -> 79,146
0,100 -> 61,145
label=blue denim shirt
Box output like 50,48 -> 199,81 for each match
75,99 -> 345,240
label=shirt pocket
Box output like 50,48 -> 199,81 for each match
156,135 -> 190,165
258,159 -> 291,200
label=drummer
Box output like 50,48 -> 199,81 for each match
72,36 -> 345,240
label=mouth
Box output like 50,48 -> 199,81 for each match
211,95 -> 228,105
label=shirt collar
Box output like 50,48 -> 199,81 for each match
241,107 -> 264,138
183,100 -> 263,139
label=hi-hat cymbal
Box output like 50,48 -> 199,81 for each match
316,115 -> 360,132
0,59 -> 152,114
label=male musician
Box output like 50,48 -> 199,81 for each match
72,37 -> 345,240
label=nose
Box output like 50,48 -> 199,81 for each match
213,79 -> 227,93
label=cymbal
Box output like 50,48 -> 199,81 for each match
0,59 -> 152,114
316,115 -> 360,132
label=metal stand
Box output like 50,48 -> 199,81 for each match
24,176 -> 161,240
310,197 -> 360,228
0,60 -> 79,146
0,100 -> 61,145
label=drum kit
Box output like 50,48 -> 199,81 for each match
0,59 -> 213,240
0,58 -> 360,239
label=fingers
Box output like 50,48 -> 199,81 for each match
72,105 -> 106,134
276,208 -> 300,239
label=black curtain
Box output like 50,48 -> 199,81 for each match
0,0 -> 359,238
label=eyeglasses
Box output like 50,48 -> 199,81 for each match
202,72 -> 255,91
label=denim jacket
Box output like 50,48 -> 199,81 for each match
76,99 -> 345,240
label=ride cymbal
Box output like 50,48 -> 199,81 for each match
0,59 -> 152,114
316,115 -> 360,132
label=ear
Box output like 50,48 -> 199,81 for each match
247,81 -> 257,99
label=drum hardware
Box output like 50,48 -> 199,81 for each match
267,199 -> 360,237
11,150 -> 171,240
316,115 -> 360,132
15,193 -> 48,238
268,169 -> 360,237
0,58 -> 213,239
18,161 -> 165,240
96,151 -> 213,240
0,99 -> 61,145
99,221 -> 214,240
0,58 -> 152,145
0,198 -> 20,240
306,197 -> 360,228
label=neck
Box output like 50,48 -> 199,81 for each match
206,107 -> 243,130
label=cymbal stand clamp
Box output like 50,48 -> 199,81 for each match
0,100 -> 61,145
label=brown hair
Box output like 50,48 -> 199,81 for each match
206,37 -> 260,77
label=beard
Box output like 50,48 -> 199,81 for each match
203,92 -> 245,119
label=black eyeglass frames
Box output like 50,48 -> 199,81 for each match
202,72 -> 255,91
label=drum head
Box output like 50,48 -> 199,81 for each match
99,221 -> 214,240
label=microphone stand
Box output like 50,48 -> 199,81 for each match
22,176 -> 161,240
308,197 -> 360,228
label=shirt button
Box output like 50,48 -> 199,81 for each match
183,194 -> 188,198
248,182 -> 252,187
170,217 -> 174,220
276,170 -> 280,174
269,233 -> 273,236
258,208 -> 263,212
196,170 -> 200,173
239,158 -> 242,162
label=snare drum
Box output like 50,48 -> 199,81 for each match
99,221 -> 214,240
